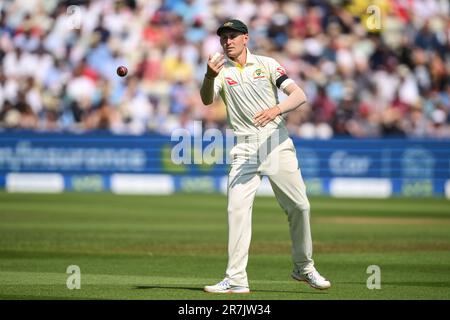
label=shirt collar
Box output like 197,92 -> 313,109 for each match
246,48 -> 257,65
225,48 -> 257,67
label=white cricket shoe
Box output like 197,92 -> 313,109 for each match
292,270 -> 331,290
204,279 -> 250,294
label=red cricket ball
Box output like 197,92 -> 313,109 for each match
117,66 -> 128,77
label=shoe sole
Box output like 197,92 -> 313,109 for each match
291,275 -> 331,290
204,288 -> 251,294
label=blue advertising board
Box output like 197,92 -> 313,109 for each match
0,131 -> 449,197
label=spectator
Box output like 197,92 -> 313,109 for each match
0,0 -> 448,138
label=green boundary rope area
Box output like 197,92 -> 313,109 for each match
0,192 -> 449,300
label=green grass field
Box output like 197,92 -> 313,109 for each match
0,192 -> 449,300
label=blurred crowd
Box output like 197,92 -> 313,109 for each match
0,0 -> 449,138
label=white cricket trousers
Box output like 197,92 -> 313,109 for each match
225,132 -> 315,287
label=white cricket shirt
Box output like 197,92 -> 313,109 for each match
213,48 -> 294,137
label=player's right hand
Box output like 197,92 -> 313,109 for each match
206,53 -> 225,79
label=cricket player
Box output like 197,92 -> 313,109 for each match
200,19 -> 331,293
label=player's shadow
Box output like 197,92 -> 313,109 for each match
135,285 -> 202,292
378,281 -> 450,288
134,285 -> 327,295
340,281 -> 450,288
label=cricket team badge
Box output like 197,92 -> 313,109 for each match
253,68 -> 266,79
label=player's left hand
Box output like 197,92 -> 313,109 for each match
253,106 -> 281,127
